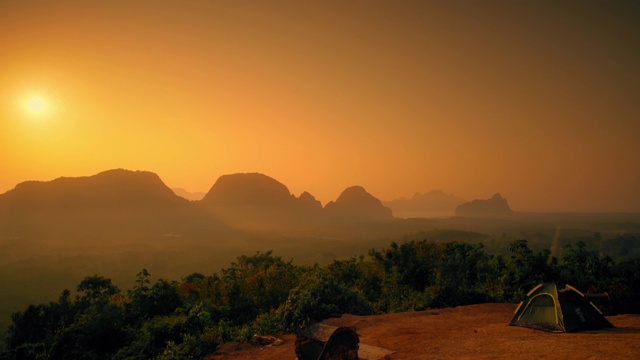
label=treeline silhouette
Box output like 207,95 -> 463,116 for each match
2,239 -> 639,360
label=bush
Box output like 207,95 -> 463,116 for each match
279,268 -> 372,332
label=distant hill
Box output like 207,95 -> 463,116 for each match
0,169 -> 396,236
325,186 -> 393,221
0,169 -> 229,239
199,173 -> 389,229
298,191 -> 324,213
199,173 -> 320,230
0,169 -> 188,212
384,190 -> 465,217
455,193 -> 513,218
172,188 -> 206,201
201,173 -> 296,208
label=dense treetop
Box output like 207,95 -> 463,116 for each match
2,239 -> 639,360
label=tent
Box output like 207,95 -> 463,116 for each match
509,282 -> 613,332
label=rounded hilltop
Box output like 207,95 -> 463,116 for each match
324,185 -> 393,221
455,193 -> 513,218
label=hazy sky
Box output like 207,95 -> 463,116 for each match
1,1 -> 639,212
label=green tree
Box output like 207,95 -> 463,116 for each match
77,275 -> 119,305
501,240 -> 556,301
49,302 -> 127,360
427,242 -> 492,307
126,271 -> 182,323
4,289 -> 79,359
113,315 -> 186,360
279,267 -> 372,332
610,258 -> 640,313
369,241 -> 439,291
559,241 -> 612,291
221,251 -> 302,324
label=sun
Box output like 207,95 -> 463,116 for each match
25,96 -> 47,114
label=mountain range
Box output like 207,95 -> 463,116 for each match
171,188 -> 206,201
383,190 -> 465,217
0,169 -> 394,237
0,168 -> 519,241
0,169 -> 230,239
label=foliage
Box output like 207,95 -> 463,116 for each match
498,239 -> 557,301
2,240 -> 639,359
279,266 -> 372,332
221,251 -> 302,324
558,241 -> 612,291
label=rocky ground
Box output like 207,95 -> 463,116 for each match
207,303 -> 640,360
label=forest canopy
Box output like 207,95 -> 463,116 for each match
2,239 -> 639,360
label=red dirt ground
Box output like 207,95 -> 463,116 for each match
207,303 -> 640,360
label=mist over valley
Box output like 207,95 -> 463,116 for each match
2,1 -> 640,357
1,169 -> 639,344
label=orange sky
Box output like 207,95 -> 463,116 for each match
1,1 -> 639,212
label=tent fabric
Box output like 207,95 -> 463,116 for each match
509,282 -> 613,332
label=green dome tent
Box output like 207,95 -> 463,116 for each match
509,282 -> 613,332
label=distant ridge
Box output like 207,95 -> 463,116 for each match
2,169 -> 187,211
325,186 -> 393,221
299,191 -> 323,212
0,169 -> 397,237
384,190 -> 465,216
0,169 -> 229,238
201,173 -> 295,207
455,193 -> 513,218
199,173 -> 307,229
172,188 -> 206,201
199,173 -> 389,229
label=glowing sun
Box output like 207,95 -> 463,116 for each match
25,97 -> 47,114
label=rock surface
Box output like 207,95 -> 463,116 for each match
206,303 -> 640,360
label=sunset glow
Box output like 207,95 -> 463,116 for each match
25,97 -> 46,114
1,1 -> 639,212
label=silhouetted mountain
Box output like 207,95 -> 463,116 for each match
201,173 -> 295,207
172,188 -> 206,201
298,191 -> 323,212
384,190 -> 465,216
199,174 -> 394,229
199,173 -> 323,230
324,186 -> 393,221
455,193 -> 513,218
0,169 -> 229,239
0,170 -> 398,238
2,169 -> 187,212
